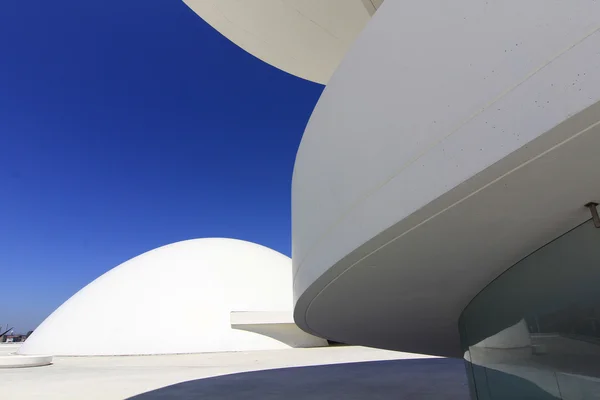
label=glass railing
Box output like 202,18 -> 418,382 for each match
459,219 -> 600,400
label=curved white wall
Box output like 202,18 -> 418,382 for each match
0,354 -> 53,368
20,238 -> 326,356
292,0 -> 600,356
182,0 -> 378,84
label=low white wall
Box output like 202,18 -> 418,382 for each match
0,354 -> 53,368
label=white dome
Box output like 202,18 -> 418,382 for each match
19,238 -> 326,356
183,0 -> 382,84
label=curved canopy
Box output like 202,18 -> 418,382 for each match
183,0 -> 382,84
292,0 -> 600,357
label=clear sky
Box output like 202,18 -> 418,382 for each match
0,0 -> 323,333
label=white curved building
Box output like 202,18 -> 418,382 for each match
183,0 -> 383,84
19,238 -> 326,356
284,1 -> 600,398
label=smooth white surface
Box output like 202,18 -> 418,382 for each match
0,344 -> 22,355
182,0 -> 377,83
19,238 -> 325,356
0,344 -> 52,368
0,347 -> 439,400
230,311 -> 294,325
230,311 -> 325,348
0,354 -> 53,368
292,0 -> 600,356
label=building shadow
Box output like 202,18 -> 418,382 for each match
128,357 -> 469,399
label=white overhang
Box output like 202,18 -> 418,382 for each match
230,311 -> 294,327
291,0 -> 600,357
182,0 -> 379,84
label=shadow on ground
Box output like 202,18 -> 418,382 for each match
128,357 -> 469,399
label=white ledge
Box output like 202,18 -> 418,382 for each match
230,311 -> 294,327
0,354 -> 53,368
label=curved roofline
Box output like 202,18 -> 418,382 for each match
182,0 -> 378,84
292,0 -> 600,356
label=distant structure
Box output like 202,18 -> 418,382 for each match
0,326 -> 28,343
0,326 -> 14,342
2,334 -> 27,343
19,238 -> 327,356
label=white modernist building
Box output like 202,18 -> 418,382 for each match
186,1 -> 600,399
19,238 -> 326,356
291,0 -> 600,355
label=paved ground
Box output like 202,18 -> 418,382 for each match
0,344 -> 20,355
0,345 -> 469,399
130,357 -> 468,400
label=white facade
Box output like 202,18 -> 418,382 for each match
19,238 -> 326,356
182,0 -> 382,84
291,0 -> 600,356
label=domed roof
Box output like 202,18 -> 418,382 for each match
183,0 -> 383,84
19,238 -> 326,356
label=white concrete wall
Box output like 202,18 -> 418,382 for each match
292,0 -> 600,356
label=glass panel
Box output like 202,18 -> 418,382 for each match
460,219 -> 600,399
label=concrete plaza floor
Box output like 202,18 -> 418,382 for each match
0,345 -> 468,399
0,344 -> 21,355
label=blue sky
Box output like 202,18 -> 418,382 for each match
0,0 -> 323,332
